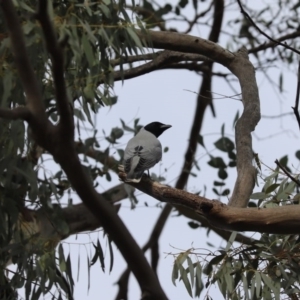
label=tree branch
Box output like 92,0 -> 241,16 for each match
75,141 -> 119,173
237,0 -> 300,56
106,50 -> 210,84
118,171 -> 300,235
36,0 -> 74,138
136,29 -> 234,66
0,107 -> 31,121
292,60 -> 300,132
227,47 -> 260,207
0,0 -> 46,122
249,30 -> 300,54
176,0 -> 224,188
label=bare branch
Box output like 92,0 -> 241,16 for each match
237,0 -> 300,55
292,60 -> 300,131
107,50 -> 210,84
275,159 -> 300,187
249,30 -> 300,54
176,0 -> 224,187
36,0 -> 74,137
118,171 -> 300,235
184,2 -> 214,34
0,107 -> 31,121
0,0 -> 46,121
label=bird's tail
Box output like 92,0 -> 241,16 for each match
124,156 -> 144,182
125,169 -> 144,183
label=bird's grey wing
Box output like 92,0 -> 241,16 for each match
133,144 -> 162,173
124,135 -> 162,174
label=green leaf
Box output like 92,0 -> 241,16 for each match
126,27 -> 143,50
261,273 -> 275,292
225,231 -> 237,251
58,244 -> 66,272
179,0 -> 188,8
214,137 -> 235,153
195,263 -> 203,297
108,236 -> 114,273
185,256 -> 194,288
213,181 -> 225,186
218,168 -> 228,180
179,264 -> 193,297
255,271 -> 261,298
207,156 -> 227,168
232,110 -> 240,128
203,254 -> 226,275
265,183 -> 280,194
172,261 -> 179,286
188,221 -> 200,229
250,192 -> 268,200
296,150 -> 300,160
221,124 -> 225,137
242,273 -> 249,300
279,72 -> 283,93
198,135 -> 205,148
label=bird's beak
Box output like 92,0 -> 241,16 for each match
161,124 -> 172,130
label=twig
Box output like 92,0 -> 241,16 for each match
184,3 -> 214,34
236,0 -> 300,55
36,0 -> 74,137
275,159 -> 300,187
249,30 -> 300,54
292,59 -> 300,132
101,50 -> 210,85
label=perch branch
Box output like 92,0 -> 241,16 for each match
118,171 -> 300,234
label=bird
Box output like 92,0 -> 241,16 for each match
123,122 -> 171,183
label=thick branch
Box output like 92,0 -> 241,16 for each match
0,0 -> 46,121
36,0 -> 74,137
56,147 -> 167,300
228,47 -> 260,207
0,107 -> 31,121
136,29 -> 234,66
118,172 -> 300,235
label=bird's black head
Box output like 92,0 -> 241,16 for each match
144,122 -> 172,137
